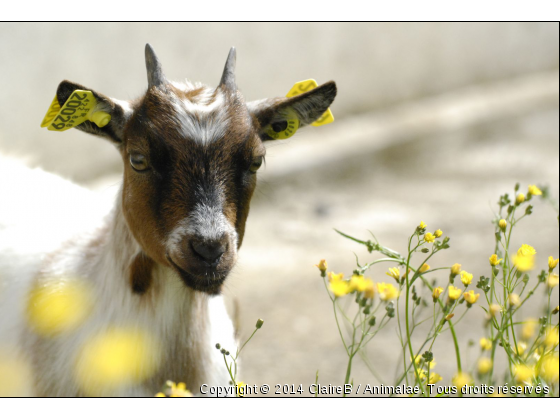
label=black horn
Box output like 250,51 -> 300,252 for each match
145,43 -> 167,89
219,47 -> 237,91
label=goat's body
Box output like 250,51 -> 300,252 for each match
0,158 -> 235,396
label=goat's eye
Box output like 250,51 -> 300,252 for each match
130,153 -> 149,172
249,156 -> 263,173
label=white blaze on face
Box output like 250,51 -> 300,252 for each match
169,84 -> 230,146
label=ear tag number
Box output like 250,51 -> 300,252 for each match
265,119 -> 300,140
41,90 -> 111,132
286,79 -> 334,127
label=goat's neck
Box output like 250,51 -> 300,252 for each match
89,191 -> 226,390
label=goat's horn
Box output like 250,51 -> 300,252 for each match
145,43 -> 167,88
219,47 -> 237,91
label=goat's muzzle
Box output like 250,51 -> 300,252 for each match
166,233 -> 235,294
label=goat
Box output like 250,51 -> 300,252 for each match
0,44 -> 337,397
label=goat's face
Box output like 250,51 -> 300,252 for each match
120,84 -> 263,294
55,45 -> 336,295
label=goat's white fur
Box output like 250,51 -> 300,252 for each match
0,156 -> 236,396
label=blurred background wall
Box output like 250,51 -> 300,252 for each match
0,22 -> 558,392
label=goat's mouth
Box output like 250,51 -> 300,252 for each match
166,254 -> 227,295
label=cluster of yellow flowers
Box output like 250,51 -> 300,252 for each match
316,184 -> 558,397
327,272 -> 398,301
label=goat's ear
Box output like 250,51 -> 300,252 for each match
56,80 -> 131,144
247,81 -> 337,141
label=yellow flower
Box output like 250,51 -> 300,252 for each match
489,254 -> 502,266
514,255 -> 535,271
528,185 -> 542,196
539,354 -> 559,383
168,381 -> 193,397
385,267 -> 400,281
463,290 -> 480,305
514,364 -> 533,384
460,271 -> 473,286
448,285 -> 462,300
377,282 -> 399,301
428,372 -> 442,384
411,355 -> 422,366
432,287 -> 443,300
424,232 -> 436,243
419,221 -> 427,229
499,219 -> 507,230
547,273 -> 559,289
450,263 -> 462,276
26,277 -> 93,337
514,244 -> 537,272
75,328 -> 161,396
315,259 -> 327,274
419,263 -> 430,273
515,342 -> 527,356
155,392 -> 166,397
480,337 -> 492,351
508,293 -> 521,308
543,326 -> 559,348
477,358 -> 493,375
452,372 -> 473,389
329,275 -> 351,298
434,229 -> 443,238
518,244 -> 537,257
237,381 -> 245,397
364,282 -> 375,299
489,303 -> 502,317
350,274 -> 373,293
549,256 -> 559,270
521,319 -> 538,340
515,193 -> 525,205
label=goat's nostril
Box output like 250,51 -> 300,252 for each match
191,240 -> 226,265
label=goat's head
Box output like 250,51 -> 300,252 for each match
55,44 -> 337,295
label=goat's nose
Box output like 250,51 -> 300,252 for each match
191,238 -> 226,266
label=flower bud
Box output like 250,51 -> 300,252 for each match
547,273 -> 559,289
489,303 -> 502,317
499,219 -> 507,230
215,343 -> 221,350
508,293 -> 521,308
445,313 -> 455,321
432,287 -> 443,301
256,319 -> 264,329
515,193 -> 525,205
528,185 -> 542,196
552,306 -> 559,315
315,259 -> 328,276
419,263 -> 430,273
450,263 -> 462,276
489,254 -> 502,267
549,256 -> 559,270
434,229 -> 443,238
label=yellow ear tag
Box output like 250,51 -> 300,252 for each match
40,90 -> 111,132
286,79 -> 335,127
264,119 -> 300,140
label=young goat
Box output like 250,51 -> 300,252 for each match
0,44 -> 336,396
